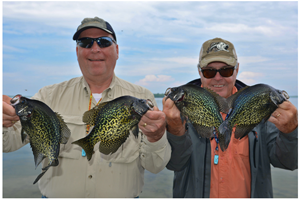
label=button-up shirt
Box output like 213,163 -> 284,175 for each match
3,74 -> 171,198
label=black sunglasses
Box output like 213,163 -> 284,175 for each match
200,64 -> 237,79
77,37 -> 116,48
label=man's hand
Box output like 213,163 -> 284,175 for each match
3,95 -> 19,127
139,106 -> 166,142
162,97 -> 186,136
268,101 -> 298,134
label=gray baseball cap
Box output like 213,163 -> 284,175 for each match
73,17 -> 117,41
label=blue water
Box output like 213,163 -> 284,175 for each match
3,97 -> 298,198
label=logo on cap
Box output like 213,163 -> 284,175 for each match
207,42 -> 229,53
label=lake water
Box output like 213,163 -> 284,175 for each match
3,97 -> 298,198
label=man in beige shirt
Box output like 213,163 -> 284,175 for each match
3,17 -> 171,198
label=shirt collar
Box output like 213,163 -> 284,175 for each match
81,73 -> 117,95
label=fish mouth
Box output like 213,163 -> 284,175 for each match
146,99 -> 154,110
281,90 -> 290,100
10,94 -> 22,107
164,87 -> 185,102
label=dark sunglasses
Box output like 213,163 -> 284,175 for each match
76,37 -> 116,48
200,64 -> 237,79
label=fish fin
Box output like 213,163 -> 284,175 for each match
21,128 -> 28,143
33,170 -> 46,184
234,125 -> 257,139
30,143 -> 46,169
204,88 -> 229,114
33,159 -> 58,184
226,86 -> 250,108
49,158 -> 59,167
219,120 -> 232,151
99,132 -> 130,155
55,113 -> 71,144
72,137 -> 94,161
180,113 -> 186,124
82,102 -> 108,126
192,124 -> 214,138
132,125 -> 139,138
263,112 -> 272,123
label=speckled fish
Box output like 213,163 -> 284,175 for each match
10,95 -> 71,184
165,84 -> 230,150
72,96 -> 154,160
219,84 -> 289,145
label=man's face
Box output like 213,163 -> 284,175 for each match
199,61 -> 239,98
76,28 -> 119,81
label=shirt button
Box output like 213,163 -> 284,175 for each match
88,175 -> 92,179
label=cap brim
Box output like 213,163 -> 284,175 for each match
200,55 -> 237,68
73,26 -> 113,40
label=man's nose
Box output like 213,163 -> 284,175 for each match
90,41 -> 101,52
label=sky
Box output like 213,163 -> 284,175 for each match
2,1 -> 298,97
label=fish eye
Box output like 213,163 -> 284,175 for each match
165,88 -> 172,96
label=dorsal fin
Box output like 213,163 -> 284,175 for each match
226,86 -> 249,108
204,87 -> 229,114
82,102 -> 108,126
55,113 -> 71,144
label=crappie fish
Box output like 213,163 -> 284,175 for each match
165,84 -> 230,151
72,96 -> 154,160
219,84 -> 289,144
10,95 -> 71,184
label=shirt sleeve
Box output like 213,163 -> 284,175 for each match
265,121 -> 298,170
3,123 -> 30,152
166,123 -> 193,171
140,130 -> 171,174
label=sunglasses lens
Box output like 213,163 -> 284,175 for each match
77,37 -> 114,48
201,67 -> 235,78
202,69 -> 217,78
97,37 -> 113,48
220,68 -> 234,77
77,38 -> 93,48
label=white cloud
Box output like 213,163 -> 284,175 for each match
238,56 -> 269,65
136,75 -> 175,86
238,71 -> 264,85
2,1 -> 298,96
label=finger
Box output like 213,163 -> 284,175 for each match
152,106 -> 159,111
142,109 -> 166,123
3,95 -> 12,104
3,102 -> 17,116
3,114 -> 19,121
277,101 -> 293,110
3,117 -> 19,127
162,97 -> 166,106
271,111 -> 281,119
163,98 -> 175,111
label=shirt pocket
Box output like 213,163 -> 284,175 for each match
233,135 -> 249,157
58,115 -> 86,160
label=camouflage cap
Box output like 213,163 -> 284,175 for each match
73,17 -> 117,41
198,38 -> 237,68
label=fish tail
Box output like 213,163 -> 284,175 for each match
33,170 -> 47,184
33,159 -> 58,184
219,121 -> 232,151
72,138 -> 94,161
